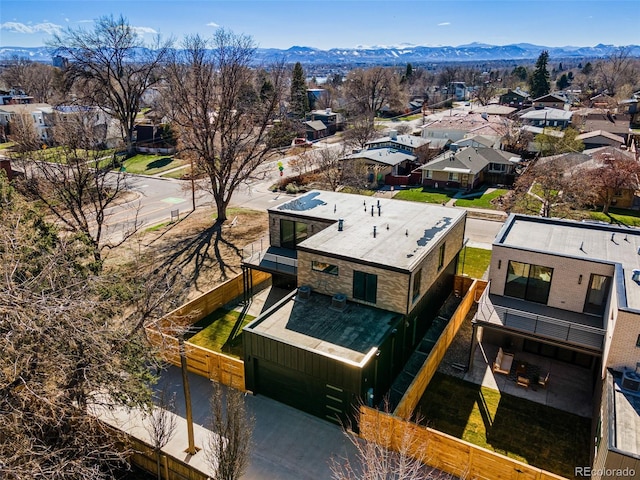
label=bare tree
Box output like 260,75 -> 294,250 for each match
594,47 -> 638,97
0,176 -> 159,479
165,31 -> 286,223
343,115 -> 378,151
14,109 -> 134,266
206,384 -> 254,480
50,15 -> 173,153
145,389 -> 178,480
585,149 -> 640,214
0,56 -> 60,103
472,82 -> 498,106
311,146 -> 346,191
345,67 -> 401,123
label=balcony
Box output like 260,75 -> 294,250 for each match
475,283 -> 605,352
242,237 -> 298,276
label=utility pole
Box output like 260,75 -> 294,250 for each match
179,337 -> 197,455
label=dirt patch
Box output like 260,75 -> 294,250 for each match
104,206 -> 268,304
437,304 -> 477,379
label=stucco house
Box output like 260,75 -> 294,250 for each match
241,190 -> 466,424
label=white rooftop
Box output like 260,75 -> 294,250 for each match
271,190 -> 466,272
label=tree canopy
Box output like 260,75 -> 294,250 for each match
529,50 -> 550,98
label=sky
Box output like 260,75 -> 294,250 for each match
1,0 -> 638,50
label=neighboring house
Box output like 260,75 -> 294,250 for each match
54,105 -> 121,148
341,148 -> 419,188
417,146 -> 518,189
448,82 -> 469,101
306,108 -> 345,135
0,88 -> 34,105
499,88 -> 530,109
572,109 -> 631,145
589,93 -> 618,110
618,96 -> 640,151
421,112 -> 511,144
365,131 -> 431,158
576,130 -> 625,149
241,190 -> 466,424
469,104 -> 517,117
306,89 -> 326,110
304,119 -> 328,141
473,214 -> 640,479
0,103 -> 53,141
455,134 -> 502,149
519,107 -> 573,129
531,92 -> 569,109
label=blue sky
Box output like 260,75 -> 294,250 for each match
1,0 -> 638,49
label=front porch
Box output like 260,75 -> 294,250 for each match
465,341 -> 595,418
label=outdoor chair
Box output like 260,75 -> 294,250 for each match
516,375 -> 530,389
538,372 -> 550,388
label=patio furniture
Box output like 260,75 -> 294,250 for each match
516,361 -> 527,376
538,372 -> 550,388
493,347 -> 514,375
516,375 -> 530,388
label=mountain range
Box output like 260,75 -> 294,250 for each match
2,43 -> 639,65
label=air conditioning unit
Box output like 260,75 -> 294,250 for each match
331,293 -> 347,312
621,369 -> 640,393
297,285 -> 311,300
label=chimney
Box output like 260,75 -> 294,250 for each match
326,107 -> 332,114
389,130 -> 397,140
338,219 -> 344,231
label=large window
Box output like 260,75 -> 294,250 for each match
584,274 -> 611,315
438,243 -> 446,270
353,271 -> 377,304
280,219 -> 308,249
312,260 -> 338,275
504,261 -> 553,304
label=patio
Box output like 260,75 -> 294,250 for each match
465,341 -> 595,418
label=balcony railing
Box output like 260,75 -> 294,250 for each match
475,282 -> 605,351
242,237 -> 298,275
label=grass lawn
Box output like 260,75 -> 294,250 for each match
186,309 -> 256,359
393,187 -> 453,204
121,154 -> 186,175
0,141 -> 15,150
588,208 -> 640,227
416,373 -> 591,479
455,189 -> 507,209
457,247 -> 491,279
160,166 -> 191,179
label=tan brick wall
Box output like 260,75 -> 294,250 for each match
605,309 -> 640,370
297,251 -> 410,314
488,246 -> 615,314
268,212 -> 334,247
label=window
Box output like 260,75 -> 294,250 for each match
312,260 -> 338,275
448,172 -> 459,181
504,261 -> 553,304
584,274 -> 611,315
412,269 -> 422,301
280,219 -> 308,249
353,271 -> 377,303
438,243 -> 446,270
636,334 -> 640,348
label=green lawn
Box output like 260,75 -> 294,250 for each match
0,141 -> 15,150
455,189 -> 507,209
457,247 -> 491,279
416,373 -> 591,479
186,309 -> 256,359
588,208 -> 640,227
393,187 -> 453,204
160,166 -> 191,179
121,154 -> 186,175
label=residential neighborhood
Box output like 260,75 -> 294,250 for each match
1,2 -> 640,480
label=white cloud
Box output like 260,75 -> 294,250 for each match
206,22 -> 220,28
437,22 -> 451,26
76,20 -> 93,24
65,18 -> 70,23
131,26 -> 158,35
0,21 -> 63,34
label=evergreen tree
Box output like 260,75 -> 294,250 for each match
529,50 -> 550,98
556,73 -> 570,90
290,62 -> 309,118
581,62 -> 593,75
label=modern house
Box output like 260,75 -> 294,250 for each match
471,214 -> 640,479
365,131 -> 431,159
0,103 -> 53,142
305,108 -> 345,135
241,190 -> 466,424
417,146 -> 518,190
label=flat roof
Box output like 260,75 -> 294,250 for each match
246,291 -> 400,365
345,148 -> 415,167
611,371 -> 640,457
271,190 -> 466,272
496,215 -> 640,310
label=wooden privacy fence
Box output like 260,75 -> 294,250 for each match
394,278 -> 487,419
360,406 -> 567,480
127,436 -> 209,480
146,270 -> 270,391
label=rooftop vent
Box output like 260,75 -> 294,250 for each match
331,293 -> 347,312
297,285 -> 311,300
621,368 -> 640,393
